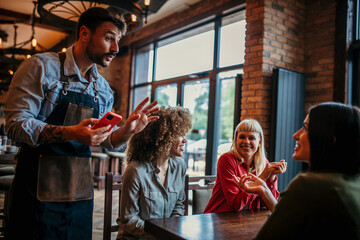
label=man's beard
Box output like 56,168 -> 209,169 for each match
86,39 -> 116,67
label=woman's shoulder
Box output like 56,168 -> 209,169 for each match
218,152 -> 237,165
294,172 -> 349,183
219,152 -> 235,160
170,157 -> 187,170
286,173 -> 360,216
125,161 -> 150,175
287,172 -> 360,195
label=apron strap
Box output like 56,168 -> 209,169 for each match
93,81 -> 98,102
58,52 -> 98,102
58,52 -> 69,95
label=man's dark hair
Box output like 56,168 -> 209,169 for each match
308,102 -> 360,175
76,7 -> 127,40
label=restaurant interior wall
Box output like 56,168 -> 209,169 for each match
97,0 -> 350,191
102,0 -> 337,149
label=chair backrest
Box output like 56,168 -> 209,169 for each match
184,174 -> 216,215
103,172 -> 122,240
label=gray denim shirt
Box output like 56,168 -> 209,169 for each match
117,157 -> 186,239
5,46 -> 120,150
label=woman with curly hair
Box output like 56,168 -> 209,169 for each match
116,106 -> 192,239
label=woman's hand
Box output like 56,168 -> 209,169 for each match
233,173 -> 278,212
110,97 -> 159,147
259,159 -> 287,182
233,173 -> 267,195
268,159 -> 287,181
270,159 -> 287,175
122,97 -> 159,136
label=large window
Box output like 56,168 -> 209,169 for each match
156,24 -> 214,80
132,8 -> 245,175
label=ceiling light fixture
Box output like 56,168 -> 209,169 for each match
0,2 -> 44,58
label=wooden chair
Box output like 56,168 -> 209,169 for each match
105,150 -> 126,176
91,146 -> 108,190
184,174 -> 216,215
103,172 -> 122,240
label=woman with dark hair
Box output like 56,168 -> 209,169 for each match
234,102 -> 360,239
116,106 -> 192,239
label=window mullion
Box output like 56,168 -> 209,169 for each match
151,41 -> 158,102
205,16 -> 222,175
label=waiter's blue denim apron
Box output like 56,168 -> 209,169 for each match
6,53 -> 100,240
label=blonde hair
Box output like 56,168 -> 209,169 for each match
231,119 -> 266,175
125,106 -> 192,166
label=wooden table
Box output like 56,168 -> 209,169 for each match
144,209 -> 269,240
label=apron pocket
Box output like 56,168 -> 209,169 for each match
37,155 -> 94,202
63,102 -> 94,126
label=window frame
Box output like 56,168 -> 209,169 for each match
130,6 -> 246,174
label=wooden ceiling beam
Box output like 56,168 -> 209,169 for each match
0,8 -> 71,34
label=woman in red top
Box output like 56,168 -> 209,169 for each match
204,119 -> 287,213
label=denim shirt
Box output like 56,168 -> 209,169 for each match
117,157 -> 186,239
5,46 -> 119,150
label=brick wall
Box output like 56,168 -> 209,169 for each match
98,55 -> 131,125
243,0 -> 307,146
304,0 -> 336,110
243,0 -> 335,149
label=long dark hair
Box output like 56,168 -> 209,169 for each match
308,102 -> 360,175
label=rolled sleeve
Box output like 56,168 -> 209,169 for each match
101,126 -> 126,151
5,55 -> 52,146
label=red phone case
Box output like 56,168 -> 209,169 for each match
91,112 -> 122,130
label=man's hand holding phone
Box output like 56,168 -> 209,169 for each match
91,112 -> 122,131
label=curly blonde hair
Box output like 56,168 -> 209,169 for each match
125,106 -> 193,166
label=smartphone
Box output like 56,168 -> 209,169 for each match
91,112 -> 122,131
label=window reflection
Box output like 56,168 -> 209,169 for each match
134,44 -> 153,85
156,24 -> 214,80
155,84 -> 177,107
219,12 -> 246,67
216,70 -> 243,167
183,80 -> 209,175
133,85 -> 151,110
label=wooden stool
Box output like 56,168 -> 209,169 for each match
0,175 -> 14,236
105,151 -> 126,175
91,152 -> 108,190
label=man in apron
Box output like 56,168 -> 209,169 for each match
4,7 -> 159,240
